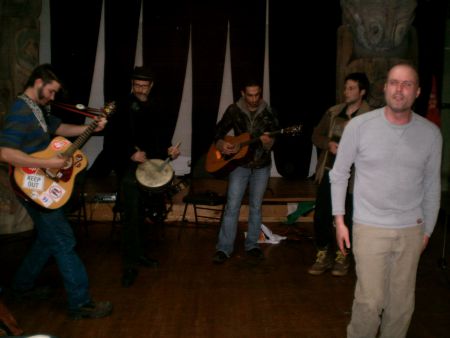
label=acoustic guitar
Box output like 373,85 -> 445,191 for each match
12,102 -> 115,210
205,124 -> 302,175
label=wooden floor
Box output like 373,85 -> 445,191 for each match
1,215 -> 449,338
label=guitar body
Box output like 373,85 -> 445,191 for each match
13,136 -> 88,210
205,133 -> 252,175
204,125 -> 302,176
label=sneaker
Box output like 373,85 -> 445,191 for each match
331,251 -> 350,276
245,248 -> 264,260
213,251 -> 228,264
69,300 -> 113,320
307,249 -> 333,275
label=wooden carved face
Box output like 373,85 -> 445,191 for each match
341,0 -> 417,53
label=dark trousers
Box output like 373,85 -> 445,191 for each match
119,168 -> 167,269
313,170 -> 353,249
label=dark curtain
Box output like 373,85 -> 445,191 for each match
50,0 -> 103,124
413,0 -> 448,115
229,0 -> 266,101
142,0 -> 190,145
48,0 -> 447,178
269,1 -> 342,178
104,0 -> 141,102
191,1 -> 228,165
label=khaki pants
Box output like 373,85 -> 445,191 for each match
348,223 -> 423,338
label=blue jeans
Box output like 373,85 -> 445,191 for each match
216,166 -> 270,256
13,201 -> 91,310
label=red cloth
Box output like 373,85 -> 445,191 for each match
426,75 -> 441,127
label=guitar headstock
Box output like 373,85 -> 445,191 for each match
102,101 -> 116,117
281,124 -> 302,136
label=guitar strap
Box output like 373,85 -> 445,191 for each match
18,94 -> 48,133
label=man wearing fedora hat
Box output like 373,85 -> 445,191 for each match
100,65 -> 180,287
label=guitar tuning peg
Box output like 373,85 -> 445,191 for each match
103,101 -> 116,114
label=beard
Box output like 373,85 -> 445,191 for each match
36,85 -> 49,105
134,92 -> 148,102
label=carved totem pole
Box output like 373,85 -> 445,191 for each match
337,0 -> 418,108
0,0 -> 41,233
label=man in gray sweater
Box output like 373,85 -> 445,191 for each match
330,63 -> 442,338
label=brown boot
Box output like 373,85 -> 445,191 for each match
308,249 -> 333,275
331,250 -> 350,276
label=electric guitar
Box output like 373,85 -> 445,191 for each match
12,102 -> 115,210
205,124 -> 302,175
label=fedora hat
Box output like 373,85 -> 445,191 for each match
131,66 -> 154,81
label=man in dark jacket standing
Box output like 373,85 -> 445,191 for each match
212,79 -> 279,264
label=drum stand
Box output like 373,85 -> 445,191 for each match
143,191 -> 172,223
143,176 -> 188,223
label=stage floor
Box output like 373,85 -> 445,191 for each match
81,176 -> 317,224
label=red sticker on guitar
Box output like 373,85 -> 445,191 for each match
22,167 -> 37,174
52,139 -> 69,151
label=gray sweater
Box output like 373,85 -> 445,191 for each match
330,108 -> 442,236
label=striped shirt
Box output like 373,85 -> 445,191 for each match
0,98 -> 61,154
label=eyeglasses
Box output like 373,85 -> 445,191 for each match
387,80 -> 416,89
133,83 -> 150,89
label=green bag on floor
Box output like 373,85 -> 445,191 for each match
284,201 -> 315,225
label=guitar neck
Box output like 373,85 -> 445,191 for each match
63,120 -> 98,157
239,129 -> 282,147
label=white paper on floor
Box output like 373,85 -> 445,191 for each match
245,223 -> 287,244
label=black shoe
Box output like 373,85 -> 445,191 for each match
11,286 -> 53,301
138,255 -> 159,268
246,248 -> 264,259
121,268 -> 138,288
213,251 -> 228,264
68,300 -> 113,320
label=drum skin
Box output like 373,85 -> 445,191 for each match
135,159 -> 174,192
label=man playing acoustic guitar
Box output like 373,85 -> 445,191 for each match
0,64 -> 112,319
212,79 -> 279,264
